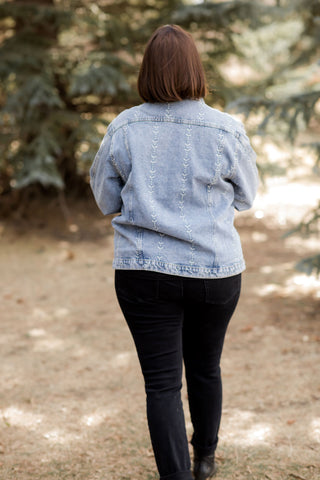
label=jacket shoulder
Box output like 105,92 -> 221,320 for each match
203,104 -> 246,136
108,105 -> 142,134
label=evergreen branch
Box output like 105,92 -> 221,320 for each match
172,1 -> 284,31
0,2 -> 71,35
227,91 -> 320,140
295,254 -> 320,277
283,201 -> 320,238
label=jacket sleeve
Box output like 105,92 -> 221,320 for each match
90,129 -> 123,215
232,132 -> 259,211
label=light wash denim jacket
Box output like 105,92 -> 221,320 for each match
90,99 -> 259,278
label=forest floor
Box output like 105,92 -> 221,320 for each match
0,171 -> 319,480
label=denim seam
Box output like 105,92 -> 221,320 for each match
110,134 -> 125,181
179,124 -> 196,266
113,258 -> 245,278
111,117 -> 244,138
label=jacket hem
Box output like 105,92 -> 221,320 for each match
112,258 -> 245,279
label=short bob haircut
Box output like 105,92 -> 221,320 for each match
138,25 -> 208,103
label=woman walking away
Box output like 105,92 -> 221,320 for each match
90,24 -> 259,480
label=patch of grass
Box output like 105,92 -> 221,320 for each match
214,445 -> 320,480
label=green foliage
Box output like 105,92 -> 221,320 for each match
0,0 -> 181,193
228,91 -> 320,142
284,201 -> 320,239
69,55 -> 131,98
296,254 -> 320,277
283,201 -> 320,276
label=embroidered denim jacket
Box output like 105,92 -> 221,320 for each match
90,99 -> 259,278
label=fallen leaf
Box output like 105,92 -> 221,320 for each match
287,419 -> 296,425
60,250 -> 75,261
240,325 -> 254,333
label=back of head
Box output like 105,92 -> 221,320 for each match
138,24 -> 207,103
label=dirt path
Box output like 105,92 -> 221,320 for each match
0,180 -> 319,480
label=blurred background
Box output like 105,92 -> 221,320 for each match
0,0 -> 319,275
0,2 -> 319,479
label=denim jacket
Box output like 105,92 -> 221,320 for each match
90,99 -> 259,278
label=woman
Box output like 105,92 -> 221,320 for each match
90,25 -> 259,480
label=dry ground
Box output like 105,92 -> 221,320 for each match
0,176 -> 319,480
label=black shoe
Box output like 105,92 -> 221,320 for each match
193,451 -> 217,480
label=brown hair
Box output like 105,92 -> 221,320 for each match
138,25 -> 208,103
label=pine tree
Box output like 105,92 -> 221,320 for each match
0,0 -> 183,196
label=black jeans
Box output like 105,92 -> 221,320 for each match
115,270 -> 241,480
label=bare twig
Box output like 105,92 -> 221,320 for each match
58,190 -> 71,223
289,474 -> 308,480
